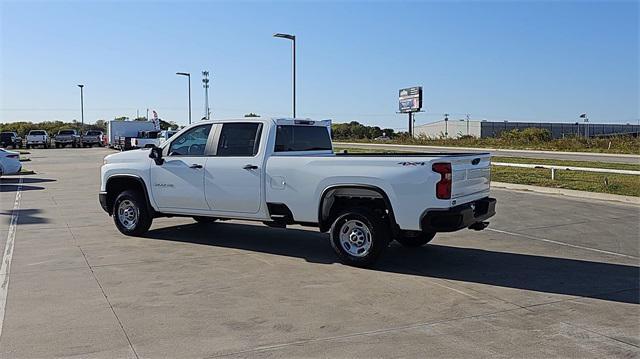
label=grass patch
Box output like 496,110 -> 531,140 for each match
492,166 -> 639,197
339,136 -> 640,155
492,156 -> 640,172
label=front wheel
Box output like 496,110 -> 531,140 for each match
395,232 -> 436,247
113,190 -> 153,236
329,207 -> 390,267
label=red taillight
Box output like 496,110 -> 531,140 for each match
432,162 -> 452,199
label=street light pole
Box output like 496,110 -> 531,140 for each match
202,71 -> 210,120
466,113 -> 470,136
444,113 -> 449,138
78,84 -> 84,141
176,72 -> 192,125
274,33 -> 296,118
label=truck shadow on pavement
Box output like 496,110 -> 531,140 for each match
0,184 -> 45,192
0,177 -> 56,192
0,177 -> 56,184
145,222 -> 639,305
0,209 -> 48,225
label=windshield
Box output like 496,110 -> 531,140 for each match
59,130 -> 76,135
86,131 -> 102,136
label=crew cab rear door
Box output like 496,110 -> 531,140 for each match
150,124 -> 213,210
204,122 -> 263,214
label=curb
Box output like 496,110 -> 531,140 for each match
492,182 -> 640,205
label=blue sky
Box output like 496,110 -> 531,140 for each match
1,1 -> 638,129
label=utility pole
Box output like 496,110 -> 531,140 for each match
202,71 -> 210,120
146,108 -> 149,120
78,84 -> 84,141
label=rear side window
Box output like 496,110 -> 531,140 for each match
216,123 -> 262,157
168,124 -> 212,156
274,125 -> 332,152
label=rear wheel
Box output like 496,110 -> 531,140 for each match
329,207 -> 390,267
112,190 -> 153,236
193,216 -> 217,224
395,232 -> 436,247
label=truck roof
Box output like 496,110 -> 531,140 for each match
198,117 -> 331,127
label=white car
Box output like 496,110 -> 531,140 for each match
99,118 -> 496,267
0,148 -> 22,176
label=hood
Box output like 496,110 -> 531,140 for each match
104,148 -> 151,164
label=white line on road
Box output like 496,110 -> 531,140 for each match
488,228 -> 639,259
0,176 -> 22,340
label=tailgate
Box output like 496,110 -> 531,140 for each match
450,154 -> 491,198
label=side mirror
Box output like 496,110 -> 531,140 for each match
149,146 -> 164,165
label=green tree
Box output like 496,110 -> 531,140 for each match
244,113 -> 260,117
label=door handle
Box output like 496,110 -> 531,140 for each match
189,164 -> 203,169
243,164 -> 258,170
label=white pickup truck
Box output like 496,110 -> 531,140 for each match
100,118 -> 496,266
25,130 -> 50,149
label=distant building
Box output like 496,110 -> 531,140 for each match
413,120 -> 640,139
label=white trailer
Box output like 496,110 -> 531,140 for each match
107,121 -> 156,148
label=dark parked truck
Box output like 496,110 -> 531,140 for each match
82,130 -> 104,147
100,118 -> 496,267
54,129 -> 80,148
0,132 -> 22,149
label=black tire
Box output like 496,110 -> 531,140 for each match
329,207 -> 390,267
25,144 -> 30,149
193,216 -> 217,224
395,232 -> 436,247
112,190 -> 153,236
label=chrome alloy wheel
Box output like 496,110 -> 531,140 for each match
339,219 -> 373,257
117,199 -> 139,230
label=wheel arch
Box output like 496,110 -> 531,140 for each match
105,175 -> 154,216
317,184 -> 398,233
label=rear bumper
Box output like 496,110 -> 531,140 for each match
99,191 -> 109,213
421,197 -> 496,233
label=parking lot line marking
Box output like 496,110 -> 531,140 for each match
0,176 -> 22,340
487,228 -> 639,259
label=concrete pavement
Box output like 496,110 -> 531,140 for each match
0,148 -> 638,358
334,142 -> 640,164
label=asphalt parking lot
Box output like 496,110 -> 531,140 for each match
0,148 -> 638,358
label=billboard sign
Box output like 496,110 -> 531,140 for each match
399,86 -> 422,113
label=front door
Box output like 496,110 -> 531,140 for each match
150,124 -> 213,211
204,122 -> 263,213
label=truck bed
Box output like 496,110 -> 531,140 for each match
335,152 -> 490,157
